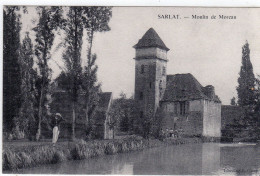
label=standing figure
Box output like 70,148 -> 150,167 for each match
169,128 -> 174,138
51,113 -> 65,146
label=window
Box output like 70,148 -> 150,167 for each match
162,66 -> 166,75
139,92 -> 143,100
180,102 -> 186,115
159,80 -> 162,89
141,65 -> 145,74
180,101 -> 189,115
180,102 -> 183,115
149,82 -> 152,89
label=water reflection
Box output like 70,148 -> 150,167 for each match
218,144 -> 260,176
13,143 -> 260,175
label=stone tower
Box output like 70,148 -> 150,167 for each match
133,28 -> 169,119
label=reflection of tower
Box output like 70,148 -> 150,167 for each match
133,28 -> 169,119
202,143 -> 220,174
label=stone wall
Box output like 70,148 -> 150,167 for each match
161,99 -> 221,137
161,99 -> 204,136
161,111 -> 203,136
134,57 -> 167,119
190,100 -> 204,111
202,100 -> 221,137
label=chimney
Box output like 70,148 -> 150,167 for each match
204,85 -> 215,99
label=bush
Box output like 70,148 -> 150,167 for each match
52,151 -> 66,163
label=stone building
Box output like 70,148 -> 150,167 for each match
134,28 -> 222,138
50,90 -> 114,139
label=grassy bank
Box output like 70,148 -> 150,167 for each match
3,136 -> 201,171
3,136 -> 162,171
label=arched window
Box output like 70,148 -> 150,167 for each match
141,65 -> 145,74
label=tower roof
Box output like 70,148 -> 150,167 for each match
133,28 -> 170,51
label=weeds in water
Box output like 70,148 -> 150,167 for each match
3,136 -> 200,171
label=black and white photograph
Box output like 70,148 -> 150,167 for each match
2,3 -> 260,175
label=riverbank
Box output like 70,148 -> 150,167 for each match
3,136 -> 201,171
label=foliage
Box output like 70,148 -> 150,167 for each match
237,41 -> 255,107
3,6 -> 22,132
14,33 -> 36,138
33,6 -> 64,141
81,7 -> 112,137
81,53 -> 101,138
109,93 -> 138,134
250,75 -> 260,138
233,41 -> 259,140
58,6 -> 84,140
224,51 -> 259,141
82,6 -> 112,34
137,109 -> 164,139
109,92 -> 162,139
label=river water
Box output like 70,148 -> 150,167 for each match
13,143 -> 260,175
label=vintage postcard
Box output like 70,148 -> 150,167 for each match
2,4 -> 260,175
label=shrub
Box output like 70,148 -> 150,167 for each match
52,151 -> 66,163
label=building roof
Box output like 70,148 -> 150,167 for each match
133,28 -> 170,51
162,73 -> 221,103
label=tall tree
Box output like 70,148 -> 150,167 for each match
3,6 -> 22,132
254,76 -> 260,138
15,32 -> 36,137
81,7 -> 112,135
81,53 -> 101,137
33,6 -> 63,141
109,93 -> 134,133
59,6 -> 84,140
236,41 -> 259,140
237,41 -> 255,107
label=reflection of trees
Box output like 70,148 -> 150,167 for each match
220,146 -> 259,176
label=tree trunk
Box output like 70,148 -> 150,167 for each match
36,85 -> 44,141
72,102 -> 76,141
85,29 -> 94,136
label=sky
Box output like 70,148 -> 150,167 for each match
19,7 -> 260,105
